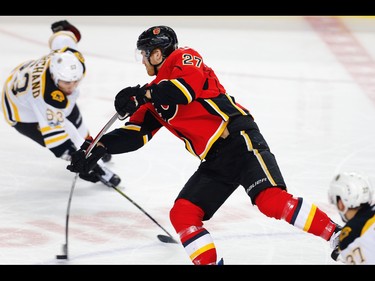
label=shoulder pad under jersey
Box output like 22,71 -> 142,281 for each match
43,69 -> 69,109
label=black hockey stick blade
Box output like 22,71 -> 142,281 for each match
56,254 -> 68,260
157,234 -> 178,244
56,244 -> 68,259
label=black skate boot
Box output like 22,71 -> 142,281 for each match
93,164 -> 121,188
51,20 -> 81,42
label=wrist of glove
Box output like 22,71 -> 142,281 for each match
60,149 -> 74,161
51,20 -> 81,42
114,84 -> 148,117
59,143 -> 77,161
66,138 -> 107,174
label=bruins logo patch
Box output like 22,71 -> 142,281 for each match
44,89 -> 68,109
51,90 -> 65,102
340,226 -> 352,241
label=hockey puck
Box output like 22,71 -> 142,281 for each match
56,254 -> 68,260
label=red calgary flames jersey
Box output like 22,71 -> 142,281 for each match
125,47 -> 251,159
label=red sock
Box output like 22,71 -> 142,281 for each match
256,187 -> 336,240
170,199 -> 217,265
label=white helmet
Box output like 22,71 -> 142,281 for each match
49,51 -> 84,86
328,172 -> 373,221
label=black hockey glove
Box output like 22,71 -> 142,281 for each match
51,20 -> 81,42
114,84 -> 148,118
77,164 -> 105,183
66,138 -> 107,175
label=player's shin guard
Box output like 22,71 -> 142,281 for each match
179,226 -> 217,265
255,187 -> 336,240
170,199 -> 217,265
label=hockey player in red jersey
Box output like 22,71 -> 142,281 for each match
67,25 -> 341,264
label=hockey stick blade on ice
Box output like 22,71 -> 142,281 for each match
56,244 -> 68,259
157,234 -> 178,244
57,112 -> 125,260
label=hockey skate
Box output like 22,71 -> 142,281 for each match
78,163 -> 121,188
94,164 -> 121,188
329,224 -> 342,261
51,20 -> 81,42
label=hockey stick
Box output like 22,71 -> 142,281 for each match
56,173 -> 78,260
56,112 -> 123,260
112,186 -> 178,244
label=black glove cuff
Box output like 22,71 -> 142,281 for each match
80,136 -> 93,151
135,84 -> 149,106
146,84 -> 158,101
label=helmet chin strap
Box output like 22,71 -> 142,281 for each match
51,73 -> 59,87
148,57 -> 165,75
339,205 -> 349,223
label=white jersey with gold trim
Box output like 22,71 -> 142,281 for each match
338,204 -> 375,265
1,32 -> 86,153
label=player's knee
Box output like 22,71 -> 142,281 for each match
255,187 -> 296,222
170,198 -> 204,234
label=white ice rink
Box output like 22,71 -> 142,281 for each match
1,16 -> 375,266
